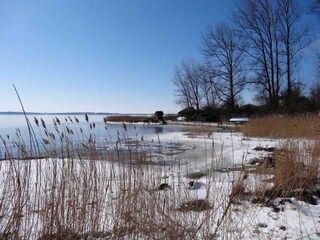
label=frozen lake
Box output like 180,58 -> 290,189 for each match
0,114 -> 184,140
0,113 -> 242,172
0,114 -> 190,161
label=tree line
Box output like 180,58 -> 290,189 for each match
173,0 -> 320,117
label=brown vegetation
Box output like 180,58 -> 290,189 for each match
273,142 -> 319,192
1,114 -> 320,238
0,115 -> 240,239
105,115 -> 156,123
242,115 -> 320,203
242,115 -> 320,139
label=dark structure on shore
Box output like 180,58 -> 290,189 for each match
154,111 -> 167,125
178,107 -> 219,122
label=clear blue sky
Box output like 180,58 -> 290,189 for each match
0,0 -> 237,114
0,0 -> 318,114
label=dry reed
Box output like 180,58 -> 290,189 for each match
0,115 -> 245,239
242,115 -> 320,200
242,115 -> 320,139
2,114 -> 318,239
105,115 -> 155,123
273,141 -> 320,192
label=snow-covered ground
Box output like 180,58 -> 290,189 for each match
153,130 -> 320,239
0,126 -> 319,239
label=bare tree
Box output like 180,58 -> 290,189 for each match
310,0 -> 320,16
233,0 -> 310,112
316,51 -> 320,81
311,0 -> 320,98
172,65 -> 192,109
233,0 -> 282,111
277,0 -> 310,108
172,60 -> 203,110
198,64 -> 219,109
309,80 -> 320,110
201,22 -> 247,114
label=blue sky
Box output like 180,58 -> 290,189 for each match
0,0 -> 318,114
0,0 -> 236,113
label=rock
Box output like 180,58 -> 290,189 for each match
251,197 -> 266,204
272,198 -> 282,206
279,226 -> 286,231
249,155 -> 275,168
253,146 -> 275,152
257,223 -> 268,228
314,184 -> 320,191
188,181 -> 205,190
158,183 -> 171,191
299,189 -> 320,205
250,158 -> 259,165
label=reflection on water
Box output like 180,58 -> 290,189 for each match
154,126 -> 163,134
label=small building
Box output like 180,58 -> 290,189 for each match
178,107 -> 219,122
154,111 -> 167,125
178,107 -> 199,121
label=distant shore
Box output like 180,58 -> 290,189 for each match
0,111 -> 149,116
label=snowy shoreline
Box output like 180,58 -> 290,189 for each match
156,130 -> 320,239
0,127 -> 319,239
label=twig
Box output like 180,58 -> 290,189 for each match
13,84 -> 40,157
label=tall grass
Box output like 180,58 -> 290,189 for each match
242,115 -> 320,199
1,114 -> 319,239
242,115 -> 320,139
0,115 -> 249,239
273,141 -> 319,192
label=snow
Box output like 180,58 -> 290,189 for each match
230,117 -> 250,122
145,129 -> 320,239
0,125 -> 319,239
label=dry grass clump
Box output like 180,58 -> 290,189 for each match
243,116 -> 320,203
242,115 -> 320,139
252,141 -> 320,204
105,115 -> 155,123
273,142 -> 319,192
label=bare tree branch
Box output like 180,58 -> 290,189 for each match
201,22 -> 247,113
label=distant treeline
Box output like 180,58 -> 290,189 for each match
173,0 -> 320,117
